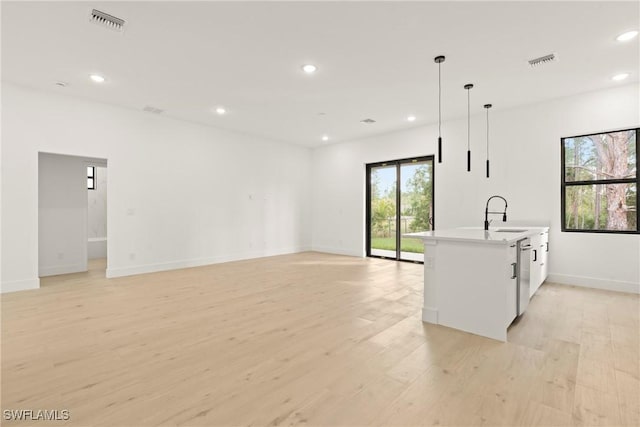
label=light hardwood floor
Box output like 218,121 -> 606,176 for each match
1,252 -> 638,426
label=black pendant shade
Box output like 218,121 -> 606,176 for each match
484,104 -> 492,178
434,55 -> 445,163
464,84 -> 474,172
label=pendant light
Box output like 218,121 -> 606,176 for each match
434,55 -> 445,163
464,83 -> 474,172
484,104 -> 492,178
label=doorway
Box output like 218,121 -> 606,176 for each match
38,153 -> 108,280
366,156 -> 434,262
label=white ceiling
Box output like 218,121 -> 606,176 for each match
2,1 -> 638,146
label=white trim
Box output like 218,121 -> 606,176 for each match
39,263 -> 87,277
1,278 -> 40,293
310,246 -> 363,257
88,238 -> 107,259
422,307 -> 438,323
106,247 -> 311,278
546,273 -> 639,294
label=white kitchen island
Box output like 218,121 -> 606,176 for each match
406,227 -> 549,342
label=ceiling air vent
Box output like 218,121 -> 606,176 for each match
528,53 -> 556,68
90,9 -> 125,32
143,106 -> 164,114
360,118 -> 376,124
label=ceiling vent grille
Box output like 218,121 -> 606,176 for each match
143,106 -> 164,114
528,53 -> 556,68
90,9 -> 125,32
360,118 -> 376,124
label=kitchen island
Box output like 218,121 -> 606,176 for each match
406,227 -> 549,341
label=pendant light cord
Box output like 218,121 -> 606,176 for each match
438,62 -> 442,138
467,89 -> 470,150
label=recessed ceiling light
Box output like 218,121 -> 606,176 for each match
302,64 -> 317,74
89,74 -> 105,83
612,73 -> 629,81
321,135 -> 329,141
215,107 -> 227,115
407,115 -> 417,122
616,30 -> 638,42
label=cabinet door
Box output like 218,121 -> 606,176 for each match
540,232 -> 549,284
529,234 -> 542,297
506,244 -> 518,327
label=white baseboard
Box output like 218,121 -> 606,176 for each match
1,278 -> 40,293
310,246 -> 363,258
106,246 -> 311,278
88,238 -> 107,259
39,263 -> 87,277
547,273 -> 639,294
422,307 -> 438,324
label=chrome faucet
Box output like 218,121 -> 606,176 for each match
484,195 -> 508,231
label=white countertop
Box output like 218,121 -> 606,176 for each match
405,226 -> 547,245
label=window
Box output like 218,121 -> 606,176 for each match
87,166 -> 96,190
561,128 -> 638,233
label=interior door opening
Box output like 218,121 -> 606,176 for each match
38,153 -> 108,282
366,156 -> 434,263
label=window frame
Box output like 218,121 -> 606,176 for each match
560,127 -> 639,234
87,166 -> 96,190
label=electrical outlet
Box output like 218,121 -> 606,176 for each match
57,252 -> 64,260
129,253 -> 136,261
424,256 -> 434,268
126,208 -> 135,216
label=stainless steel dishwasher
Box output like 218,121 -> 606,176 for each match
517,238 -> 532,315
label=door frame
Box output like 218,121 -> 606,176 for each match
365,155 -> 435,263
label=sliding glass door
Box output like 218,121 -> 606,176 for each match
368,163 -> 397,258
366,156 -> 434,262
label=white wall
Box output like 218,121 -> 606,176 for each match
38,153 -> 89,276
88,166 -> 107,239
311,83 -> 640,293
1,83 -> 312,292
3,82 -> 638,294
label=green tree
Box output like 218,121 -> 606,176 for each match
371,198 -> 395,237
370,170 -> 381,199
405,164 -> 432,231
370,170 -> 396,237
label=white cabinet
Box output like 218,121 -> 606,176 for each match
530,230 -> 549,297
409,226 -> 550,342
506,243 -> 518,327
540,231 -> 549,286
529,233 -> 541,296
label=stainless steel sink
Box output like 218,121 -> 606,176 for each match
495,229 -> 528,233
